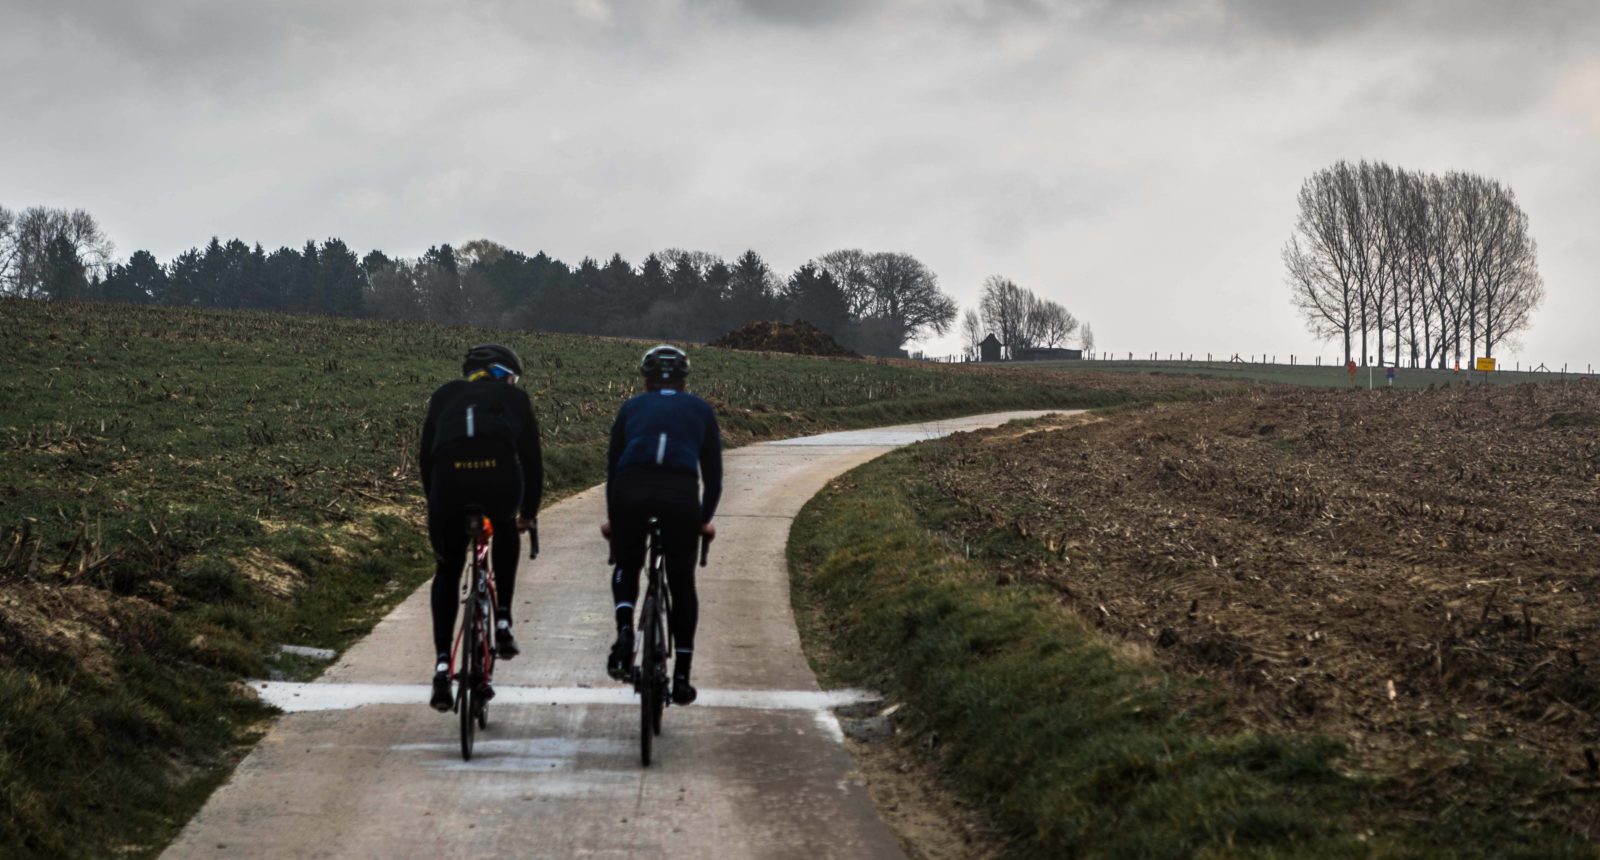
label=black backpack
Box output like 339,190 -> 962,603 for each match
430,384 -> 517,456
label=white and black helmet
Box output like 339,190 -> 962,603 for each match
639,344 -> 689,381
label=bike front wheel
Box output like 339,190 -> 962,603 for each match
458,680 -> 475,761
459,622 -> 479,761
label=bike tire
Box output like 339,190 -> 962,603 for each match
650,611 -> 666,737
478,632 -> 492,731
459,621 -> 478,761
458,680 -> 474,761
639,595 -> 657,767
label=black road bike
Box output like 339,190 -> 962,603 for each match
618,517 -> 710,767
449,510 -> 499,761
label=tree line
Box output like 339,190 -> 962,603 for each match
0,204 -> 959,356
1284,161 -> 1543,368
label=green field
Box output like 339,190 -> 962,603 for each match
0,298 -> 1149,858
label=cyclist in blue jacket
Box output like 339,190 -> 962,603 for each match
602,345 -> 722,704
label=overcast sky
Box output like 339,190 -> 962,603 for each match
4,0 -> 1597,365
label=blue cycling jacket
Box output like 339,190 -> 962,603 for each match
606,389 -> 723,522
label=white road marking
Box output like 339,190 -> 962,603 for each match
252,681 -> 880,715
276,644 -> 338,661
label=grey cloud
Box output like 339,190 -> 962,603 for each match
700,0 -> 875,27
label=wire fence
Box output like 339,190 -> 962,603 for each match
911,350 -> 1599,379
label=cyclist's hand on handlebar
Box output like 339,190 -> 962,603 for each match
516,516 -> 535,532
700,521 -> 715,540
600,521 -> 612,539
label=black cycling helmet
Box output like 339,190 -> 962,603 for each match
639,344 -> 689,381
462,343 -> 523,379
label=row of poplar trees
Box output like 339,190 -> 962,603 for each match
1284,160 -> 1543,368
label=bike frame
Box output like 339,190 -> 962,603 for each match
449,517 -> 498,703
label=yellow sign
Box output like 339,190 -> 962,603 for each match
1475,357 -> 1497,372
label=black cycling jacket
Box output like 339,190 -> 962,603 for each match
419,378 -> 543,519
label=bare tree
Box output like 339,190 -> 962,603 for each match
960,308 -> 983,360
1284,166 -> 1359,364
1033,298 -> 1079,348
815,249 -> 873,319
1477,183 -> 1542,359
1286,162 -> 1542,367
979,275 -> 1029,357
863,251 -> 957,344
0,205 -> 16,291
3,207 -> 114,297
1080,322 -> 1095,356
814,249 -> 958,353
979,276 -> 1081,356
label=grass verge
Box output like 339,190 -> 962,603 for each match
788,440 -> 1594,859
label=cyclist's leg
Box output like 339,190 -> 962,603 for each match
426,482 -> 468,710
489,524 -> 520,618
485,464 -> 522,619
427,494 -> 469,660
606,489 -> 651,679
662,503 -> 701,691
609,490 -> 650,629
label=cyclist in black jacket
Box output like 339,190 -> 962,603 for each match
602,345 -> 721,705
421,344 -> 543,711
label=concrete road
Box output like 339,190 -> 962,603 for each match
165,411 -> 1062,859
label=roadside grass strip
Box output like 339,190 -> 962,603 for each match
788,443 -> 1594,860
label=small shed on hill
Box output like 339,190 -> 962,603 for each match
979,333 -> 1002,362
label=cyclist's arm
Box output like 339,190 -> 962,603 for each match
698,407 -> 723,523
518,394 -> 544,519
605,406 -> 627,510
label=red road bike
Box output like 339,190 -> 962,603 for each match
449,511 -> 497,761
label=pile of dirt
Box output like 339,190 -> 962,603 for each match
928,381 -> 1600,815
710,320 -> 858,357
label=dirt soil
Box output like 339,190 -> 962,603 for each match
928,382 -> 1600,821
710,320 -> 859,357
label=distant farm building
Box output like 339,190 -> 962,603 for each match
979,334 -> 1003,362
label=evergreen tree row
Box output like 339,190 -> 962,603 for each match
1,207 -> 957,356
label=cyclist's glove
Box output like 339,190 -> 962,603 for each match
527,525 -> 539,560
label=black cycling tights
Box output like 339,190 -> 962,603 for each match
609,498 -> 700,657
429,525 -> 520,658
427,470 -> 522,659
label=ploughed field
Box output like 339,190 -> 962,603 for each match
929,383 -> 1600,828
